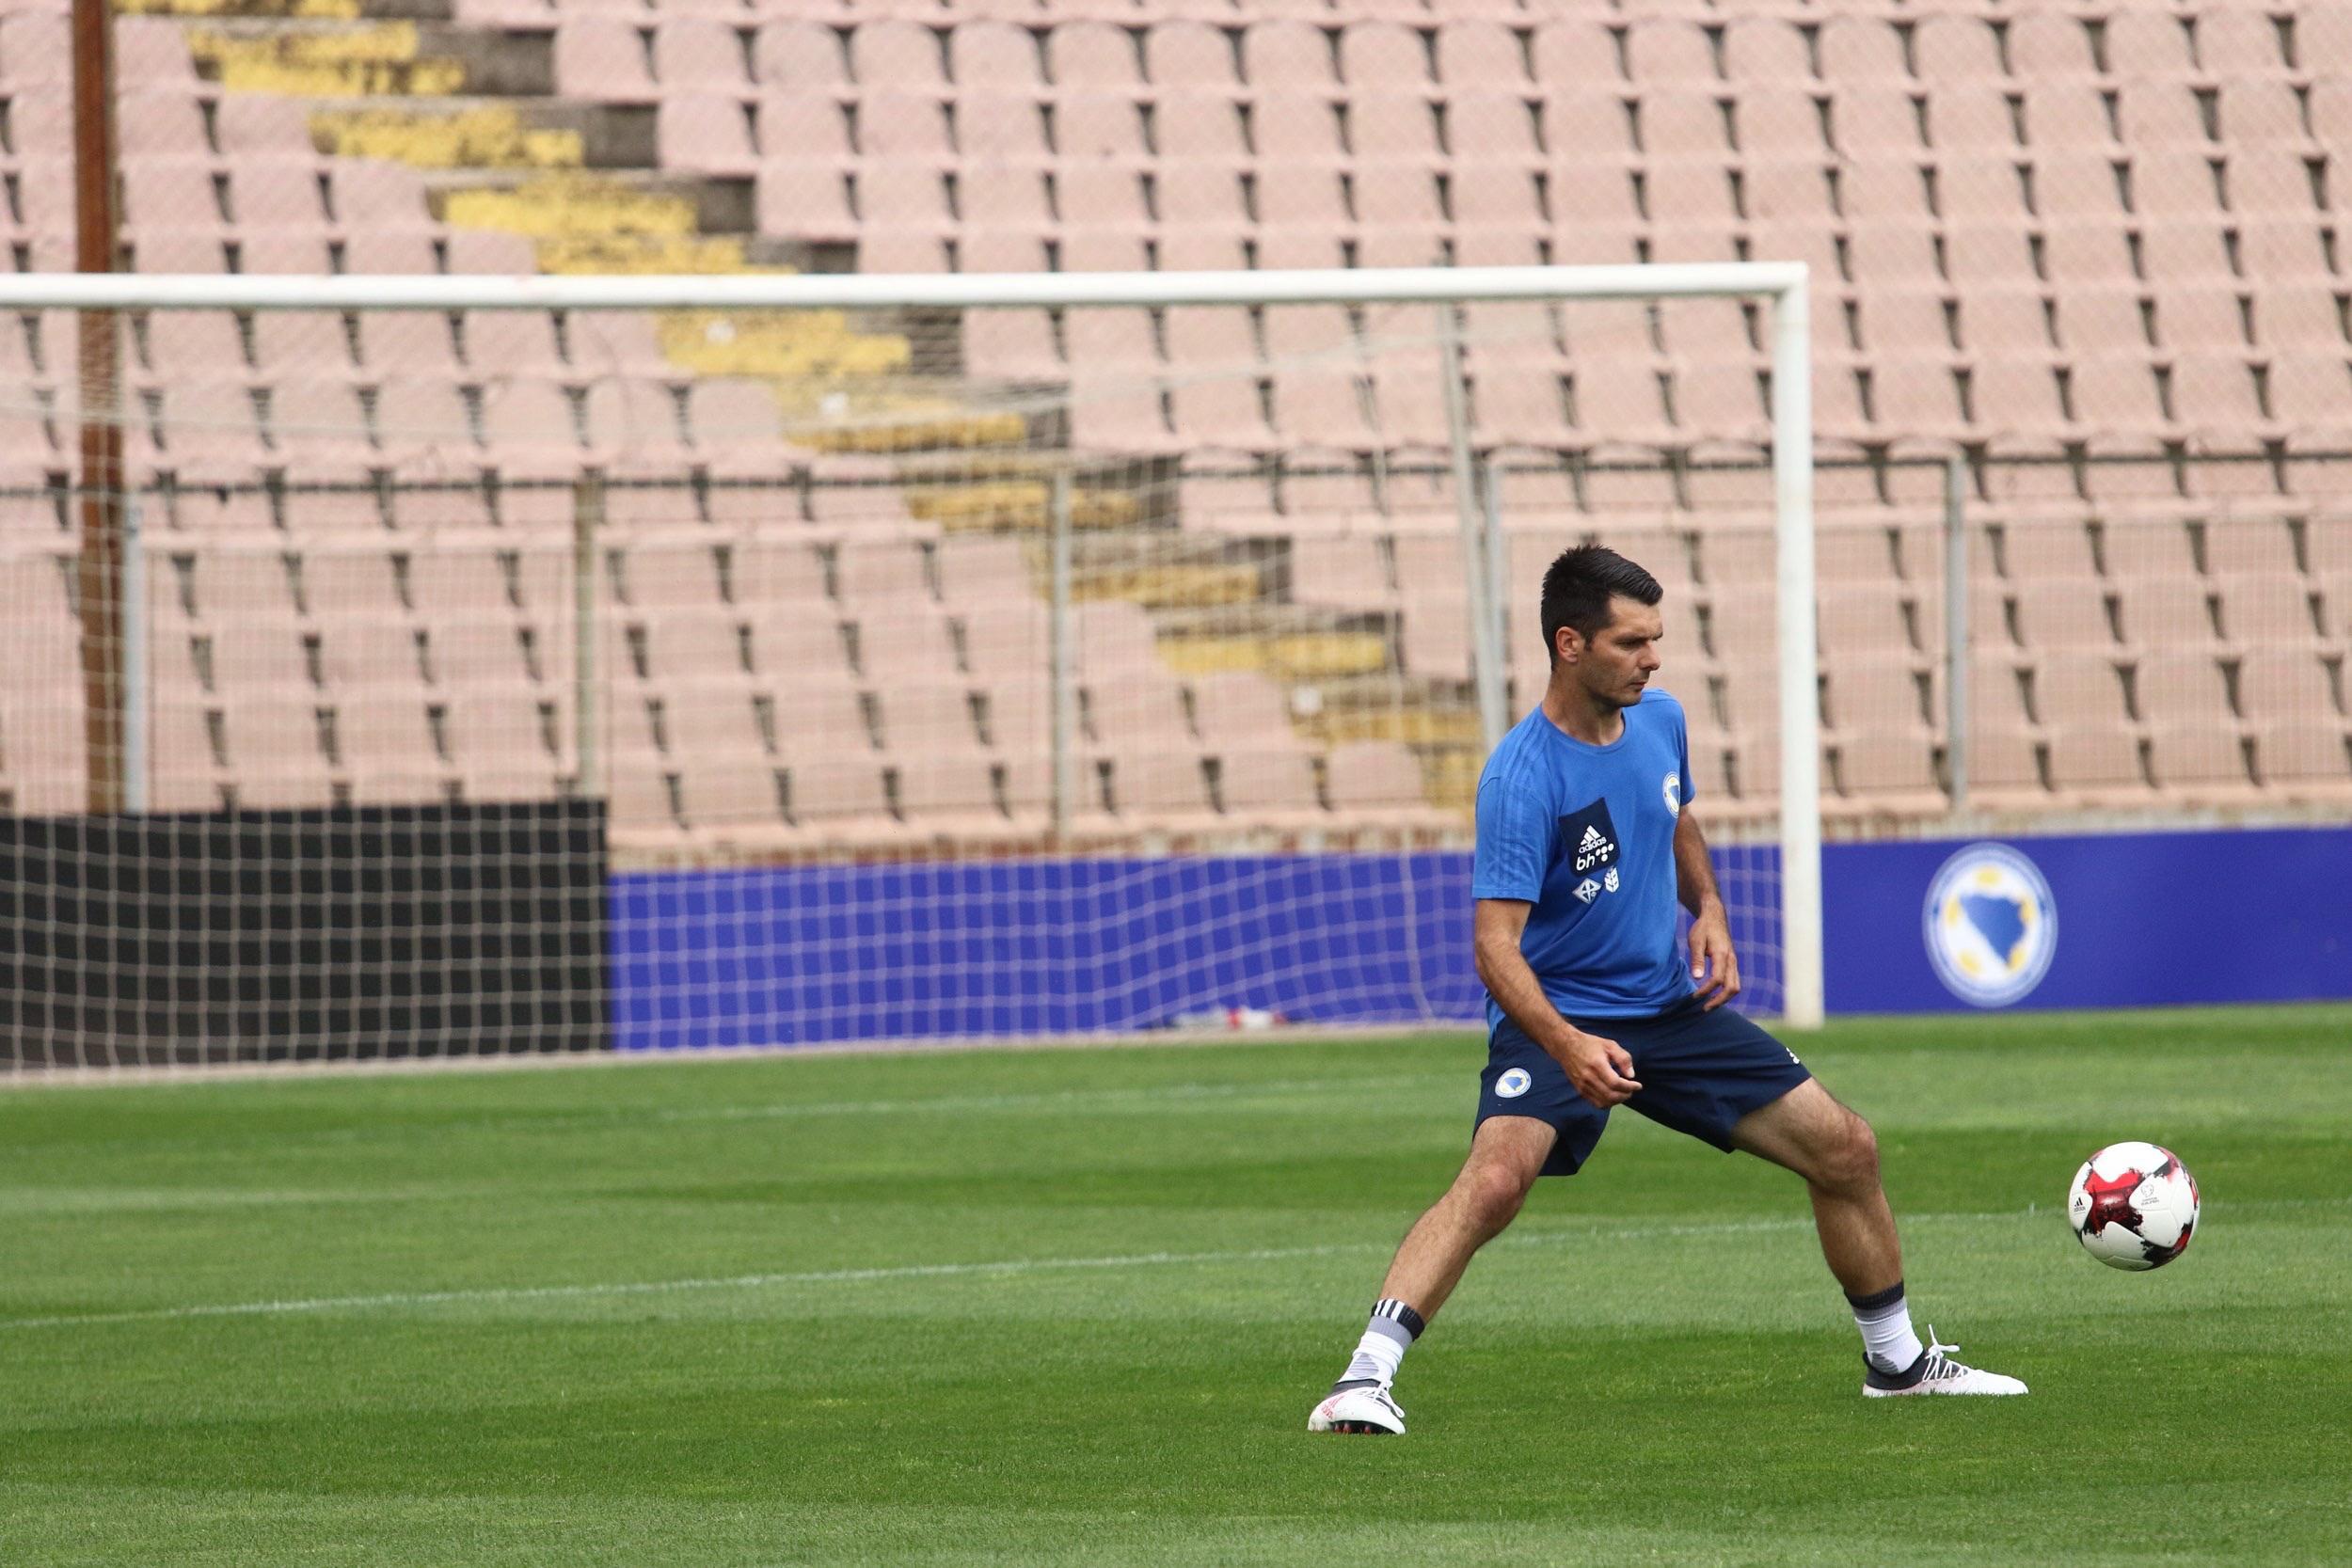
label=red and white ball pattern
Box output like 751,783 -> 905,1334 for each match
2068,1141 -> 2201,1272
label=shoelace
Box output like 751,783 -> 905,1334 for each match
1922,1325 -> 1965,1379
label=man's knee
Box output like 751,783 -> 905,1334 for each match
1453,1152 -> 1537,1234
1815,1112 -> 1881,1196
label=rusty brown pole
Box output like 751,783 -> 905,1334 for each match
72,0 -> 125,815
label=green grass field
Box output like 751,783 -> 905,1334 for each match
4,1006 -> 2348,1566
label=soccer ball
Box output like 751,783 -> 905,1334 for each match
2067,1142 -> 2200,1271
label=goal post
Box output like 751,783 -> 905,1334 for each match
0,261 -> 1822,1069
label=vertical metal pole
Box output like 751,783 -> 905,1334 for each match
1482,455 -> 1512,712
573,474 -> 601,792
1048,468 -> 1074,843
72,0 -> 125,815
1771,278 -> 1824,1030
1438,308 -> 1505,752
120,492 -> 147,813
1944,451 -> 1969,811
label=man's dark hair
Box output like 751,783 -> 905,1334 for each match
1540,544 -> 1663,664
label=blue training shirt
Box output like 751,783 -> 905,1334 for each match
1470,688 -> 1695,1024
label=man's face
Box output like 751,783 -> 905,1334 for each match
1557,596 -> 1663,711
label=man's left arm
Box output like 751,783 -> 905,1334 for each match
1674,808 -> 1741,1010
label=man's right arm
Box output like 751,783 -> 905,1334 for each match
1473,898 -> 1644,1108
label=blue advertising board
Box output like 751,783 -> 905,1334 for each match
607,826 -> 2350,1050
1822,824 -> 2352,1014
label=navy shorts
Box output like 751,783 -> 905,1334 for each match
1475,996 -> 1812,1177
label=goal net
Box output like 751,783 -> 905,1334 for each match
0,264 -> 1820,1069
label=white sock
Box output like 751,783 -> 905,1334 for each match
1339,1297 -> 1423,1386
1849,1281 -> 1924,1374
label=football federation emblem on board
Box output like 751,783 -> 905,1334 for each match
1922,843 -> 2058,1007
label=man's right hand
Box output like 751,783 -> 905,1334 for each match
1554,1029 -> 1643,1108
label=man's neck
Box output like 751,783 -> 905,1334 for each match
1541,679 -> 1626,746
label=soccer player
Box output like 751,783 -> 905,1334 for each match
1309,546 -> 2026,1434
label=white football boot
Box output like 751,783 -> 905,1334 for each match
1861,1328 -> 2028,1397
1308,1379 -> 1407,1433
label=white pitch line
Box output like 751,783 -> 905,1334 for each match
4,1196 -> 2340,1337
0,1212 -> 1947,1336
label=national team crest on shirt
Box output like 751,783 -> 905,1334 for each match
1662,770 -> 1681,816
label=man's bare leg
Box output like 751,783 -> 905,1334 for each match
1374,1116 -> 1559,1319
1311,1117 -> 1560,1430
1729,1078 -> 1900,1297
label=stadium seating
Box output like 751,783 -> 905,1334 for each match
5,1 -> 2352,842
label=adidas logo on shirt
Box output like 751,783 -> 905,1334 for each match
1574,823 -> 1615,873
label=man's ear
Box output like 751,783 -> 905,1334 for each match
1554,625 -> 1581,664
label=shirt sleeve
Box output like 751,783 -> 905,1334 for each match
1676,704 -> 1695,807
1471,767 -> 1552,902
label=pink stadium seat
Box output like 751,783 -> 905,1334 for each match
659,96 -> 756,177
1088,675 -> 1191,752
317,619 -> 424,690
2201,12 -> 2290,77
1624,19 -> 1714,84
219,698 -> 336,808
427,621 -> 534,687
1049,23 -> 1140,91
299,548 -> 403,622
673,764 -> 795,847
2188,510 -> 2299,577
876,681 -> 984,754
848,607 -> 956,686
2257,723 -> 2352,800
786,756 -> 902,847
2044,724 -> 2151,805
756,166 -> 856,243
1339,22 -> 1426,87
2036,654 -> 2132,730
951,21 -> 1041,89
338,230 -> 437,275
895,752 -> 1012,843
1190,672 -> 1294,750
2020,83 -> 2115,150
754,22 -> 846,90
117,91 -> 210,162
958,95 -> 1049,165
2236,648 -> 2338,723
213,95 -> 310,159
2132,648 -> 2234,731
1145,23 -> 1239,91
756,96 -> 852,164
1108,750 -> 1216,832
760,673 -> 868,758
1216,747 -> 1323,829
2116,82 -> 2206,149
1530,22 -> 1618,89
651,19 -> 747,93
850,21 -> 944,90
1436,23 -> 1526,88
2064,356 -> 2167,435
329,162 -> 435,230
1818,17 -> 1905,84
2107,12 -> 2196,78
2145,724 -> 2260,803
1721,18 -> 1808,83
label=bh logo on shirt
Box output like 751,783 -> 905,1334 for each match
1557,799 -> 1620,905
